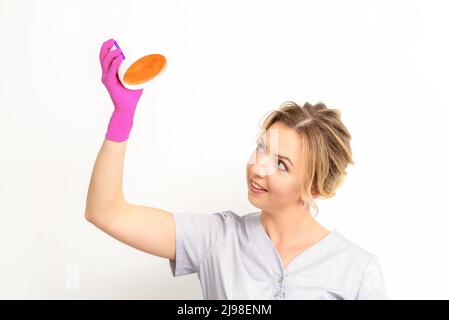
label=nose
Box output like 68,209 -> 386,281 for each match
251,152 -> 276,176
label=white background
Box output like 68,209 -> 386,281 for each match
1,0 -> 448,299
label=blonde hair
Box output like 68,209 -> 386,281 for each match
259,101 -> 355,217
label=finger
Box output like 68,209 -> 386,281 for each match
109,53 -> 124,78
99,38 -> 116,65
102,48 -> 122,74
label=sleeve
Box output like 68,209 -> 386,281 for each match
355,254 -> 389,300
168,211 -> 229,277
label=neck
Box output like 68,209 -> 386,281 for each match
260,204 -> 320,247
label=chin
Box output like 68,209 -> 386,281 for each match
247,196 -> 262,208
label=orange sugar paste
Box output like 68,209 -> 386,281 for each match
123,54 -> 166,85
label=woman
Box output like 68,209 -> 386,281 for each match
85,38 -> 388,300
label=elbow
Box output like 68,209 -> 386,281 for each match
84,210 -> 104,229
84,205 -> 118,228
84,199 -> 126,226
84,208 -> 95,224
84,201 -> 104,223
84,204 -> 101,224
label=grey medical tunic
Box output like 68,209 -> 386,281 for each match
169,210 -> 388,300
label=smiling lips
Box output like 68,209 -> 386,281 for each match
251,180 -> 267,191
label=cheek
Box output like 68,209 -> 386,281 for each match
270,176 -> 299,197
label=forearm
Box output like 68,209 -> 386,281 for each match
85,138 -> 127,219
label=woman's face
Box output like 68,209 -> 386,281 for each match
246,121 -> 304,210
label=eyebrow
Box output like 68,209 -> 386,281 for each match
257,137 -> 294,167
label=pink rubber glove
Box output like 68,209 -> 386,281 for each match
99,38 -> 143,142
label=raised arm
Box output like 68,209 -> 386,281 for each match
84,139 -> 175,259
84,39 -> 175,260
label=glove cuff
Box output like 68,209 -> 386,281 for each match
105,109 -> 135,142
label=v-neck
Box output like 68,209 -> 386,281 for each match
256,212 -> 336,274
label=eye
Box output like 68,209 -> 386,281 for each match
256,142 -> 288,172
278,160 -> 287,172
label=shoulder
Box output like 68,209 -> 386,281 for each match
212,210 -> 255,233
170,210 -> 254,235
325,230 -> 388,299
208,210 -> 262,241
213,210 -> 258,226
332,230 -> 382,270
209,210 -> 242,228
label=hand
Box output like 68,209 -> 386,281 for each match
99,38 -> 144,142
